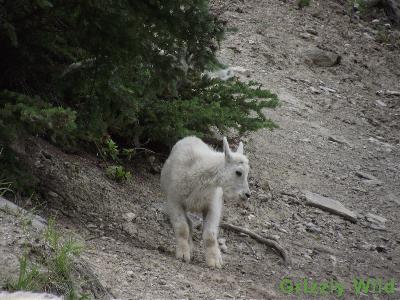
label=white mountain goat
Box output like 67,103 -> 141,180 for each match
160,136 -> 251,268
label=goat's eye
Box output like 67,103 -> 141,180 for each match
236,171 -> 242,177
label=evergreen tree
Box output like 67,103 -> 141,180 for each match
0,0 -> 278,189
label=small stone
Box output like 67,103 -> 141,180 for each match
328,135 -> 350,147
358,242 -> 375,251
363,32 -> 375,40
368,223 -> 386,231
248,214 -> 256,220
375,245 -> 388,253
218,238 -> 228,253
375,100 -> 387,107
300,138 -> 311,143
303,48 -> 341,67
278,228 -> 288,234
48,191 -> 59,198
309,86 -> 321,94
365,213 -> 387,224
127,270 -> 134,276
306,28 -> 318,35
123,212 -> 136,222
376,90 -> 400,96
230,66 -> 251,77
319,86 -> 337,93
258,192 -> 271,201
384,23 -> 391,28
305,222 -> 322,234
355,171 -> 377,181
371,19 -> 380,24
300,32 -> 313,40
158,279 -> 167,285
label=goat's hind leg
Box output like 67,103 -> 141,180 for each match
185,214 -> 194,257
168,201 -> 191,262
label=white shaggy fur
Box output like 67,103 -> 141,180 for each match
0,291 -> 62,300
161,136 -> 250,268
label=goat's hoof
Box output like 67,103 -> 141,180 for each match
206,248 -> 223,268
176,247 -> 191,263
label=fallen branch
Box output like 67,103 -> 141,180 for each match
221,222 -> 291,266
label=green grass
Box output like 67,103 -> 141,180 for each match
105,165 -> 132,182
297,0 -> 311,9
9,253 -> 43,291
5,218 -> 87,299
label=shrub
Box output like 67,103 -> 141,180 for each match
105,165 -> 132,183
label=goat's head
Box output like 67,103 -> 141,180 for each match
220,137 -> 251,201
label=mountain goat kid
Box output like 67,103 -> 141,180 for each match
161,136 -> 251,268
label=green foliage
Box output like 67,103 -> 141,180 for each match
352,0 -> 367,14
102,138 -> 119,161
297,0 -> 311,9
44,219 -> 83,280
121,148 -> 136,161
0,0 -> 279,190
6,218 -> 85,299
141,77 -> 279,145
105,165 -> 132,182
0,91 -> 77,146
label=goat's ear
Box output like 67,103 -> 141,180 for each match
236,142 -> 244,154
223,137 -> 232,162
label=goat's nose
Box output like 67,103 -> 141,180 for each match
245,192 -> 251,199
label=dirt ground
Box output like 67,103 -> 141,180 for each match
1,0 -> 400,299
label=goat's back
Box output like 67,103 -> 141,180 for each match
160,136 -> 213,194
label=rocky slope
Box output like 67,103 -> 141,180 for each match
1,0 -> 400,299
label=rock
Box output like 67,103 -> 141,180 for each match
87,223 -> 97,229
375,100 -> 387,107
375,245 -> 388,253
376,90 -> 400,96
368,223 -> 386,231
365,213 -> 387,224
303,48 -> 341,67
363,32 -> 375,40
0,292 -> 62,300
0,196 -> 47,230
218,238 -> 228,253
300,32 -> 313,40
300,138 -> 311,143
309,86 -> 321,94
230,66 -> 251,77
127,270 -> 134,276
48,191 -> 59,198
204,66 -> 250,81
306,28 -> 318,35
319,86 -> 337,93
304,191 -> 358,222
371,19 -> 380,24
358,242 -> 376,251
123,212 -> 136,223
328,135 -> 350,147
305,222 -> 322,234
355,171 -> 377,181
258,192 -> 271,201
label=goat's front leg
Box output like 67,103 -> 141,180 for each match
168,201 -> 191,262
203,188 -> 223,268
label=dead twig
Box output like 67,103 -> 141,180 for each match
221,222 -> 291,266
